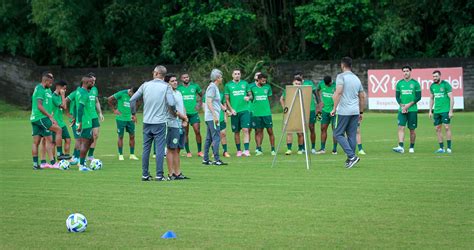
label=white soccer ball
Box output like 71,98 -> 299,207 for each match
90,159 -> 103,170
58,160 -> 70,170
66,213 -> 87,233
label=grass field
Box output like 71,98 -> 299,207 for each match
1,105 -> 473,248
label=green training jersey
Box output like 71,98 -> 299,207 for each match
67,88 -> 78,118
224,80 -> 250,113
250,84 -> 272,117
220,92 -> 225,122
396,79 -> 421,112
303,80 -> 316,111
88,86 -> 99,119
430,80 -> 452,114
248,82 -> 257,113
177,83 -> 202,115
113,90 -> 132,121
30,84 -> 49,122
52,92 -> 66,127
317,81 -> 336,113
76,87 -> 92,129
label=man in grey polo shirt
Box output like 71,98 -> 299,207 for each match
130,65 -> 176,181
330,57 -> 366,168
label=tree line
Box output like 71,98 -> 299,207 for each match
1,0 -> 472,67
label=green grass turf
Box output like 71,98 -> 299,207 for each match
1,106 -> 473,248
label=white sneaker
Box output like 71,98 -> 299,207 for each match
446,148 -> 452,153
358,149 -> 366,155
129,154 -> 139,160
409,148 -> 415,153
311,149 -> 317,155
392,146 -> 405,153
118,155 -> 124,161
435,148 -> 445,153
271,150 -> 276,156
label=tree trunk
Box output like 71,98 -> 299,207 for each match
207,30 -> 218,60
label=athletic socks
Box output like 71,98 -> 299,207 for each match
74,149 -> 80,159
287,143 -> 292,150
332,143 -> 338,152
358,144 -> 363,151
118,147 -> 123,155
88,148 -> 95,157
185,143 -> 190,153
399,142 -> 404,147
222,144 -> 227,152
321,142 -> 326,150
244,143 -> 249,151
311,143 -> 315,150
50,160 -> 55,165
271,146 -> 275,151
439,142 -> 444,149
130,147 -> 135,154
236,143 -> 241,151
197,143 -> 202,152
33,156 -> 39,166
409,143 -> 415,149
256,146 -> 262,152
80,157 -> 85,166
41,159 -> 47,164
447,140 -> 452,149
57,146 -> 63,156
298,144 -> 304,151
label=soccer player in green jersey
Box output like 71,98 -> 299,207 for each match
315,76 -> 338,154
219,91 -> 231,158
108,87 -> 139,161
65,84 -> 81,165
248,72 -> 260,152
225,69 -> 253,157
30,71 -> 64,169
51,80 -> 72,160
280,77 -> 305,155
86,73 -> 104,161
392,65 -> 421,154
250,73 -> 275,156
294,72 -> 320,154
177,73 -> 203,158
429,70 -> 454,153
75,76 -> 95,171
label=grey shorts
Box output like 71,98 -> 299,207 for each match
166,127 -> 185,149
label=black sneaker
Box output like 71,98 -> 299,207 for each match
202,160 -> 212,165
174,173 -> 190,180
155,175 -> 167,181
213,160 -> 228,166
168,174 -> 176,181
141,175 -> 153,181
346,156 -> 360,169
33,165 -> 42,170
58,154 -> 72,160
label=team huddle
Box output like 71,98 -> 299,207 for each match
30,57 -> 455,179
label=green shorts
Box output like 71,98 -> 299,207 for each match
71,123 -> 80,139
92,118 -> 100,128
398,111 -> 418,130
187,113 -> 201,125
321,111 -> 335,125
309,110 -> 317,124
220,120 -> 226,131
251,116 -> 273,129
31,118 -> 52,137
433,112 -> 450,126
116,120 -> 135,137
52,126 -> 71,141
79,128 -> 93,139
230,110 -> 250,132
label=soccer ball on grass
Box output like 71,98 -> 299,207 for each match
66,213 -> 87,232
90,159 -> 103,170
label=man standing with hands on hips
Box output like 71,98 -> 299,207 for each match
130,65 -> 176,181
331,57 -> 366,169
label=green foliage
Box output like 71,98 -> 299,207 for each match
1,0 -> 472,66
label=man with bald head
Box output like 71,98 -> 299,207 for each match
130,65 -> 176,181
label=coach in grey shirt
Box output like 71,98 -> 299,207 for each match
330,57 -> 366,169
202,69 -> 228,166
130,65 -> 176,181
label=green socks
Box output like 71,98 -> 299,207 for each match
447,140 -> 451,149
130,147 -> 135,154
287,143 -> 292,150
118,147 -> 123,155
88,148 -> 95,157
236,143 -> 241,151
222,144 -> 227,152
185,143 -> 190,153
197,143 -> 202,152
321,142 -> 326,150
244,143 -> 249,151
